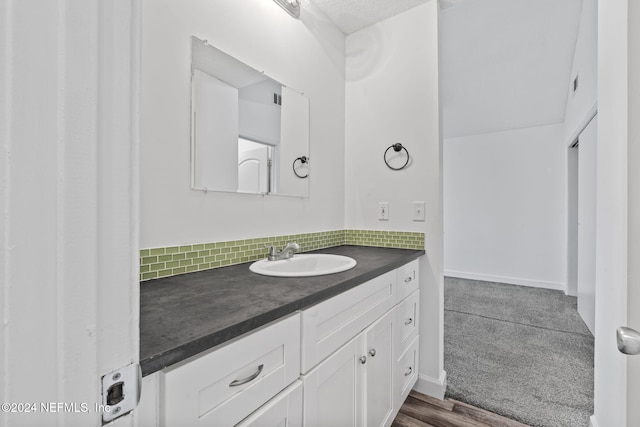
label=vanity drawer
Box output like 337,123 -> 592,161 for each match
396,290 -> 419,351
396,259 -> 419,303
161,314 -> 300,427
395,335 -> 419,409
301,270 -> 395,373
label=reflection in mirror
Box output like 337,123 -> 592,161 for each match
190,36 -> 310,197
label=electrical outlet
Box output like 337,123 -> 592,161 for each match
413,201 -> 426,221
379,202 -> 389,221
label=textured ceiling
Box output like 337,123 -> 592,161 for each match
310,0 -> 430,34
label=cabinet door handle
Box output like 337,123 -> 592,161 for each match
404,366 -> 413,377
359,356 -> 367,364
229,364 -> 264,387
369,348 -> 376,357
405,318 -> 413,326
404,276 -> 412,284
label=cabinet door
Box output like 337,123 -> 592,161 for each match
302,336 -> 364,427
364,309 -> 395,427
236,380 -> 303,427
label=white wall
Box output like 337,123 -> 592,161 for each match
444,124 -> 566,290
1,1 -> 139,426
141,0 -> 345,248
345,2 -> 444,396
564,0 -> 598,145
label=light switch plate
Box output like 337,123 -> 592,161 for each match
413,201 -> 426,221
379,202 -> 389,221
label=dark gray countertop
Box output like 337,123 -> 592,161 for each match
139,245 -> 424,376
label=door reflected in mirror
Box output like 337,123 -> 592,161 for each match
190,36 -> 310,197
238,138 -> 273,194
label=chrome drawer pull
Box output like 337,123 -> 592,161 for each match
404,366 -> 413,377
359,356 -> 367,364
404,276 -> 412,283
405,318 -> 413,326
229,364 -> 264,387
369,348 -> 376,357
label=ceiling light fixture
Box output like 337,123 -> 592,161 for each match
273,0 -> 300,18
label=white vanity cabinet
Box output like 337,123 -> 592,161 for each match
137,257 -> 421,427
300,261 -> 420,427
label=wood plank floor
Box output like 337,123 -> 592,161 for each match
392,391 -> 530,427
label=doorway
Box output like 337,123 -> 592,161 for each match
568,116 -> 598,335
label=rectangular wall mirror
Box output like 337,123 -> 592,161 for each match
191,36 -> 310,197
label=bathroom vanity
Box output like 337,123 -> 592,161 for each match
138,245 -> 423,426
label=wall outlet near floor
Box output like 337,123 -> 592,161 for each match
378,202 -> 389,220
413,201 -> 426,221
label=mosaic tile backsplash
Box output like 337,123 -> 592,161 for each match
140,229 -> 424,281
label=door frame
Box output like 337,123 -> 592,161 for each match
593,1 -> 638,425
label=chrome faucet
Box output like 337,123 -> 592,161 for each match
266,242 -> 301,261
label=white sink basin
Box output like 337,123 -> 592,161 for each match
249,254 -> 357,277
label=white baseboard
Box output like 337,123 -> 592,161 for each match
444,270 -> 565,291
589,415 -> 599,427
413,370 -> 447,400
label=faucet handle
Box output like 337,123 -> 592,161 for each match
264,244 -> 278,257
